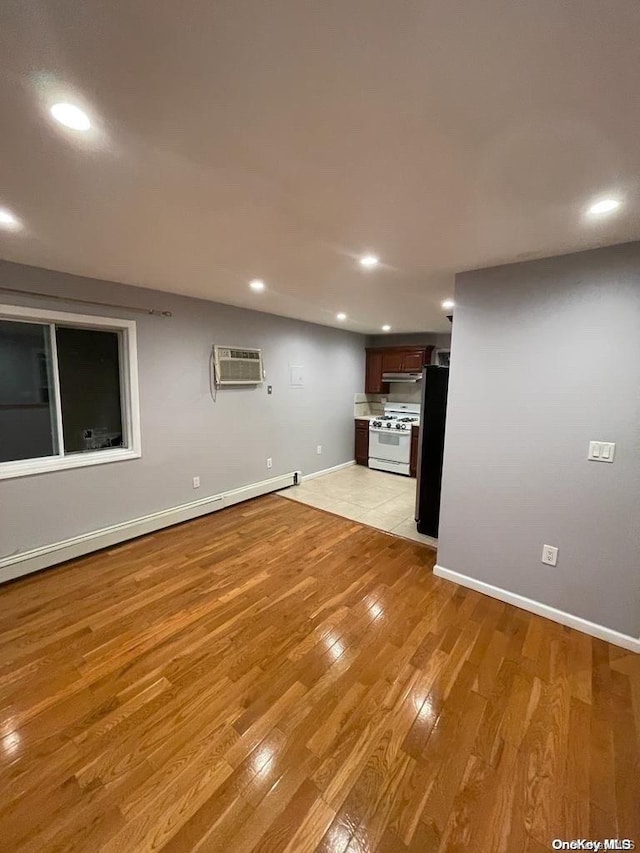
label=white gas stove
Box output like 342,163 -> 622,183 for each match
368,402 -> 421,476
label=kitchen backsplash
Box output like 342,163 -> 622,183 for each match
354,393 -> 384,417
354,383 -> 422,417
388,384 -> 422,404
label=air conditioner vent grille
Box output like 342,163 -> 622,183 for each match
213,345 -> 263,386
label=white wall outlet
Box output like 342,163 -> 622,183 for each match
266,457 -> 273,469
316,445 -> 322,455
588,440 -> 615,463
192,476 -> 200,489
542,544 -> 558,567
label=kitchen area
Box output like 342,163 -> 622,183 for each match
282,340 -> 450,548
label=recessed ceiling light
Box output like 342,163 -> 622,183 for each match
249,279 -> 265,292
587,198 -> 620,216
336,312 -> 347,321
441,299 -> 455,310
0,208 -> 21,231
50,103 -> 91,131
381,324 -> 391,332
359,254 -> 379,269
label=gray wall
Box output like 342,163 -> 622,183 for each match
0,261 -> 365,560
438,241 -> 640,638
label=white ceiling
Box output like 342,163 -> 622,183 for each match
0,0 -> 639,333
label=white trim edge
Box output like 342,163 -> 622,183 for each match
0,471 -> 302,585
301,460 -> 356,481
433,564 -> 640,653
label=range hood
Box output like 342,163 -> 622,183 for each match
382,372 -> 423,383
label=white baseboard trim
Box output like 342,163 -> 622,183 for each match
0,471 -> 302,586
301,460 -> 356,482
434,564 -> 640,654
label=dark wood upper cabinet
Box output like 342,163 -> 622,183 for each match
365,349 -> 388,394
381,350 -> 404,373
402,349 -> 427,372
365,346 -> 433,392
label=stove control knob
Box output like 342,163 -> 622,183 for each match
395,423 -> 402,430
386,422 -> 393,428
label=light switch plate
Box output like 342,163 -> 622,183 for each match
588,441 -> 615,463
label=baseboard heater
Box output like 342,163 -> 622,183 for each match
0,470 -> 302,585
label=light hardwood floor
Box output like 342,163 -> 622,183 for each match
0,495 -> 638,852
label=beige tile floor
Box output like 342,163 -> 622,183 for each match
278,464 -> 437,548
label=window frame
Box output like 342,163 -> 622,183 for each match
0,304 -> 141,480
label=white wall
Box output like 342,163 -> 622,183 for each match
438,241 -> 640,640
0,261 -> 365,566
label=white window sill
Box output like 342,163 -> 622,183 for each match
0,448 -> 141,481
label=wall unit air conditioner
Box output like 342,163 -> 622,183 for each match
213,346 -> 264,386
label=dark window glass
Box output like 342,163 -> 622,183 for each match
0,320 -> 58,462
56,327 -> 123,454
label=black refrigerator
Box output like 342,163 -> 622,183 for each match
415,365 -> 449,537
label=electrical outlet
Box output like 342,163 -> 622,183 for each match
267,385 -> 273,395
266,457 -> 273,469
192,476 -> 200,489
541,544 -> 558,567
316,445 -> 322,455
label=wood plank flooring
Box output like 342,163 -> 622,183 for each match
0,494 -> 638,852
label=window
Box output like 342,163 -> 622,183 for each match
0,305 -> 141,479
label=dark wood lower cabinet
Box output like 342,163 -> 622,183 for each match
410,424 -> 419,477
355,419 -> 369,465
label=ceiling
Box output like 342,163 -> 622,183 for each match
0,0 -> 639,334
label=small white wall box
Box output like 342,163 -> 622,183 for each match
289,365 -> 304,387
214,346 -> 263,386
